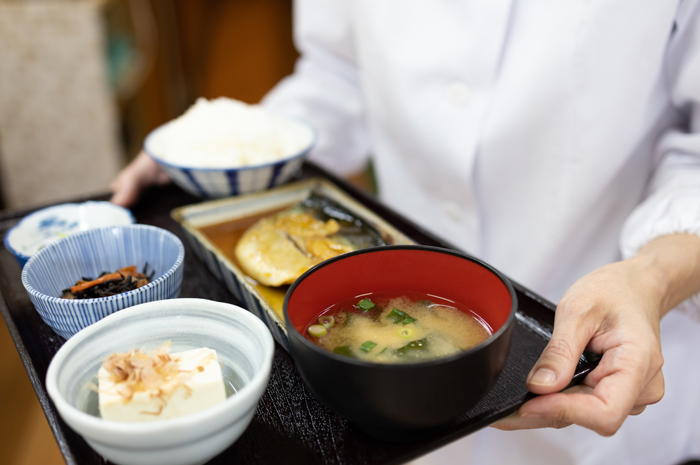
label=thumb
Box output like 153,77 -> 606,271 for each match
526,311 -> 594,394
110,169 -> 142,208
110,178 -> 140,208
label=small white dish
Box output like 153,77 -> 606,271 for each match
4,201 -> 134,267
46,298 -> 275,465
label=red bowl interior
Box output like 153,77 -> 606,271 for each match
286,247 -> 513,336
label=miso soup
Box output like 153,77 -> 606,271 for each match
304,292 -> 492,363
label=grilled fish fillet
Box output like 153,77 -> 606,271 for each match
235,212 -> 354,286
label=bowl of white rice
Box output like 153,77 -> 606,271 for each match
144,97 -> 316,198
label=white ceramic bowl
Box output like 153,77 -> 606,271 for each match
4,201 -> 134,267
46,298 -> 275,465
22,224 -> 184,339
143,118 -> 316,198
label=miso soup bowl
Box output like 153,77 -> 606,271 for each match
283,245 -> 517,442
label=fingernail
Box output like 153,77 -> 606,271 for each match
528,368 -> 557,386
519,411 -> 543,419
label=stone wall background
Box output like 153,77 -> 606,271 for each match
0,0 -> 121,210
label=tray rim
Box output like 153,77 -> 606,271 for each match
0,164 -> 600,465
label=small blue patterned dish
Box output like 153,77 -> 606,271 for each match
21,224 -> 185,339
4,201 -> 135,268
143,119 -> 317,199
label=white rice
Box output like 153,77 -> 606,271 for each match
146,97 -> 314,169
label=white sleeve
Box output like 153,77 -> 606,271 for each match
620,2 -> 700,319
261,0 -> 370,176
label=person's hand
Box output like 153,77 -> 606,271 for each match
493,234 -> 700,435
110,151 -> 171,207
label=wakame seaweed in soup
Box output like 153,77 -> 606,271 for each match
305,291 -> 492,363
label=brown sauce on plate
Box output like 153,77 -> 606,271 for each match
197,207 -> 291,318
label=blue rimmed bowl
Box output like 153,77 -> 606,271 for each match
143,118 -> 317,199
21,224 -> 185,339
4,201 -> 135,268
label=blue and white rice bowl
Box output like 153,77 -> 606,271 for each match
21,224 -> 185,339
4,201 -> 135,268
143,116 -> 316,199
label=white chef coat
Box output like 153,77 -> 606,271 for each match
262,1 -> 700,464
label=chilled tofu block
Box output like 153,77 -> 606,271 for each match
98,347 -> 226,422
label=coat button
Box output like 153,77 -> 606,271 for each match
446,81 -> 471,106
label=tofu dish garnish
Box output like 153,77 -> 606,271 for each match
97,343 -> 226,422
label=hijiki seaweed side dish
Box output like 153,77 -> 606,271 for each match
61,264 -> 155,299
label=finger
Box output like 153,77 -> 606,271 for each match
497,383 -> 649,432
493,384 -> 590,431
526,305 -> 597,394
630,405 -> 646,416
541,384 -> 647,416
521,346 -> 646,436
110,174 -> 141,208
635,369 -> 665,406
110,152 -> 168,207
154,169 -> 172,185
491,411 -> 570,431
581,346 -> 664,406
137,152 -> 170,186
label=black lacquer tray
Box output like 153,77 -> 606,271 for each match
0,162 -> 599,465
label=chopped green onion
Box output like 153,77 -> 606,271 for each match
357,298 -> 376,311
396,338 -> 428,355
398,328 -> 413,338
388,308 -> 416,325
360,341 -> 377,352
387,308 -> 406,323
319,315 -> 335,329
379,347 -> 388,354
308,324 -> 327,338
333,346 -> 354,357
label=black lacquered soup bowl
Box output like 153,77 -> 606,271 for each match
284,245 -> 517,442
